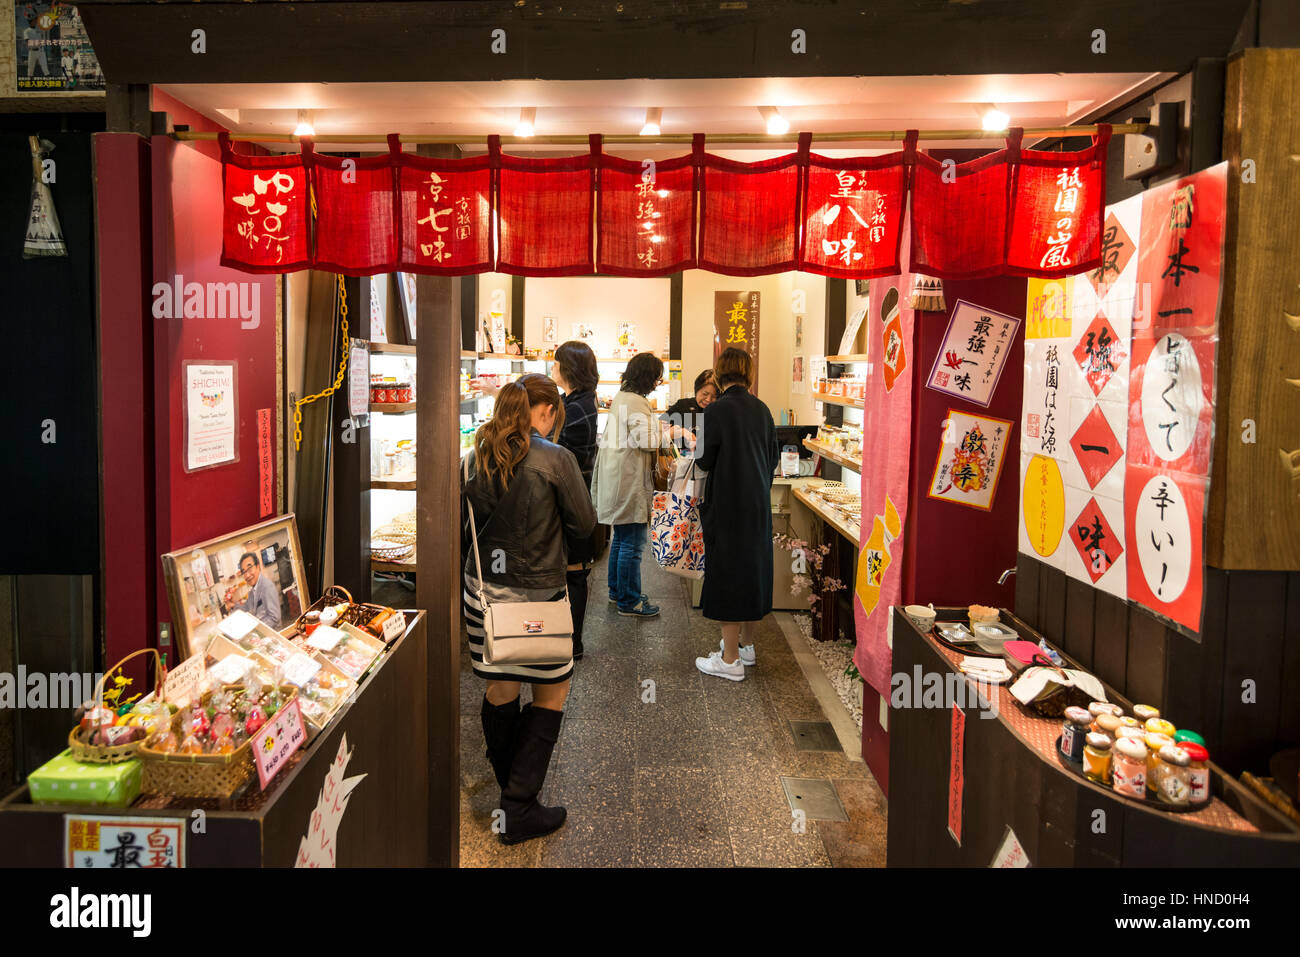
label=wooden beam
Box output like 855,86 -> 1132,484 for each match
415,146 -> 462,868
78,0 -> 1253,84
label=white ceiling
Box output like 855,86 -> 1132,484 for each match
160,73 -> 1171,159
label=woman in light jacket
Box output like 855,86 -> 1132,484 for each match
590,352 -> 693,618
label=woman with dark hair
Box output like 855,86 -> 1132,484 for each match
591,352 -> 694,618
549,340 -> 600,659
462,373 -> 596,844
693,347 -> 779,682
660,369 -> 718,444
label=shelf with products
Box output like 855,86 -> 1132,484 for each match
803,437 -> 862,473
792,482 -> 860,547
826,354 -> 870,364
811,391 -> 864,410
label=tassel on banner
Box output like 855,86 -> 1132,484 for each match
909,273 -> 945,312
24,136 -> 67,259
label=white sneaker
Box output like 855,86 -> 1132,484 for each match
719,639 -> 756,666
696,651 -> 745,681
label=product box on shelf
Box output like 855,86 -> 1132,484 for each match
305,623 -> 386,681
28,751 -> 143,808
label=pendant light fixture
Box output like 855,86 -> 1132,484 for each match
293,109 -> 315,137
640,107 -> 662,137
758,106 -> 789,135
514,107 -> 536,137
980,105 -> 1010,132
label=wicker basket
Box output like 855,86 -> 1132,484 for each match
138,685 -> 296,800
68,647 -> 165,765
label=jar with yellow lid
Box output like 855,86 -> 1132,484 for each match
1112,738 -> 1147,798
1133,704 -> 1161,722
1145,717 -> 1176,737
1154,744 -> 1191,806
1118,715 -> 1141,730
1144,732 -> 1173,792
1083,732 -> 1113,784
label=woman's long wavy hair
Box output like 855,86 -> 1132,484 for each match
474,373 -> 566,490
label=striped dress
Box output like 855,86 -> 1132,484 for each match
463,574 -> 572,683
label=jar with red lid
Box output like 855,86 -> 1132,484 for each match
1181,742 -> 1211,806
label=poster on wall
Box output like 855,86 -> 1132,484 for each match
853,270 -> 915,697
791,355 -> 805,394
713,291 -> 760,393
838,307 -> 867,356
543,316 -> 557,342
928,410 -> 1013,512
183,361 -> 238,473
15,2 -> 104,92
926,301 -> 1020,408
616,321 -> 638,357
1123,163 -> 1227,633
395,272 -> 418,343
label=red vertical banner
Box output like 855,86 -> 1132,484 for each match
798,134 -> 913,278
948,703 -> 966,845
395,144 -> 494,275
218,133 -> 312,273
1005,127 -> 1110,277
257,408 -> 272,517
311,141 -> 399,275
712,291 -> 760,393
910,140 -> 1013,280
1124,162 -> 1227,633
495,134 -> 596,276
596,150 -> 696,276
698,136 -> 804,275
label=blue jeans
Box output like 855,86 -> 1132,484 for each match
608,523 -> 648,610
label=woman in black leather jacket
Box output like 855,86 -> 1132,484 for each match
462,373 -> 596,845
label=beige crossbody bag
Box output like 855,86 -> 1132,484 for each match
465,457 -> 574,666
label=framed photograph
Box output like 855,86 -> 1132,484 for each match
161,514 -> 308,660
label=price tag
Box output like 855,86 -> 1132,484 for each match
283,652 -> 322,688
163,652 -> 206,707
219,610 -> 260,641
306,625 -> 347,653
381,612 -> 406,642
210,654 -> 256,685
252,698 -> 308,790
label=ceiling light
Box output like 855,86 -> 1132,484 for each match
759,106 -> 790,136
514,107 -> 536,138
640,107 -> 662,137
981,107 -> 1010,132
293,109 -> 315,138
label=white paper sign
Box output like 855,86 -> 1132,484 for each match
163,652 -> 207,707
990,826 -> 1029,868
185,362 -> 236,470
219,610 -> 261,641
381,612 -> 406,642
348,345 -> 370,420
926,301 -> 1021,408
307,625 -> 347,653
210,653 -> 256,684
295,734 -> 367,868
283,652 -> 322,688
65,815 -> 187,868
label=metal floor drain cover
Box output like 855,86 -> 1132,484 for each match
781,776 -> 849,822
789,720 -> 842,752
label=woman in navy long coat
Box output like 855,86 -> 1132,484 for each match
694,347 -> 779,682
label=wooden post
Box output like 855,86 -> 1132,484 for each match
415,145 -> 462,867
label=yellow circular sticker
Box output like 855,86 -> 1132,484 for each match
1022,455 -> 1065,557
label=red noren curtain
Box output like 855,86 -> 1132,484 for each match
395,138 -> 495,275
697,134 -> 805,276
310,137 -> 399,276
596,144 -> 697,277
495,134 -> 597,276
798,131 -> 915,278
219,132 -> 313,273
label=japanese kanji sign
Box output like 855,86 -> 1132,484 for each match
219,135 -> 311,273
926,300 -> 1021,407
66,816 -> 186,869
799,147 -> 910,278
713,291 -> 760,393
295,734 -> 366,868
928,409 -> 1013,511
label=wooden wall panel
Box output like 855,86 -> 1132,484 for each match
1219,571 -> 1288,772
1209,49 -> 1300,569
1014,556 -> 1039,631
1062,577 -> 1096,669
1091,589 -> 1130,696
1280,573 -> 1300,750
1163,567 -> 1228,743
1124,610 -> 1168,708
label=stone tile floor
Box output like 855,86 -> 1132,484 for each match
448,553 -> 889,868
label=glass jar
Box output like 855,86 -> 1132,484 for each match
1118,715 -> 1141,731
1144,733 -> 1173,793
1145,717 -> 1176,738
1154,744 -> 1192,807
1088,701 -> 1122,724
1174,729 -> 1206,747
1094,713 -> 1124,737
1060,706 -> 1092,763
1112,738 -> 1147,798
1132,704 -> 1161,723
1082,732 -> 1113,784
1181,743 -> 1211,806
1116,725 -> 1145,742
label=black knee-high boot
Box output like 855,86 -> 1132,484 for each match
566,566 -> 590,660
480,695 -> 521,789
500,703 -> 566,845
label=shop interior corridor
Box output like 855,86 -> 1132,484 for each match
450,554 -> 888,867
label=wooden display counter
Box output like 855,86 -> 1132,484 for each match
886,607 -> 1300,866
0,613 -> 429,867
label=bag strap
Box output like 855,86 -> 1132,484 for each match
463,455 -> 488,600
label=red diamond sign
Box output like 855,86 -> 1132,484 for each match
1071,497 -> 1122,583
1072,313 -> 1127,396
1088,210 -> 1135,296
1069,404 -> 1123,489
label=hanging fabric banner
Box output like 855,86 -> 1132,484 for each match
395,144 -> 495,276
854,265 -> 915,698
495,134 -> 597,276
909,136 -> 1015,280
697,134 -> 805,276
1124,162 -> 1227,634
797,133 -> 914,279
219,133 -> 312,273
596,144 -> 697,276
1005,126 -> 1110,277
311,138 -> 399,276
712,291 -> 760,393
